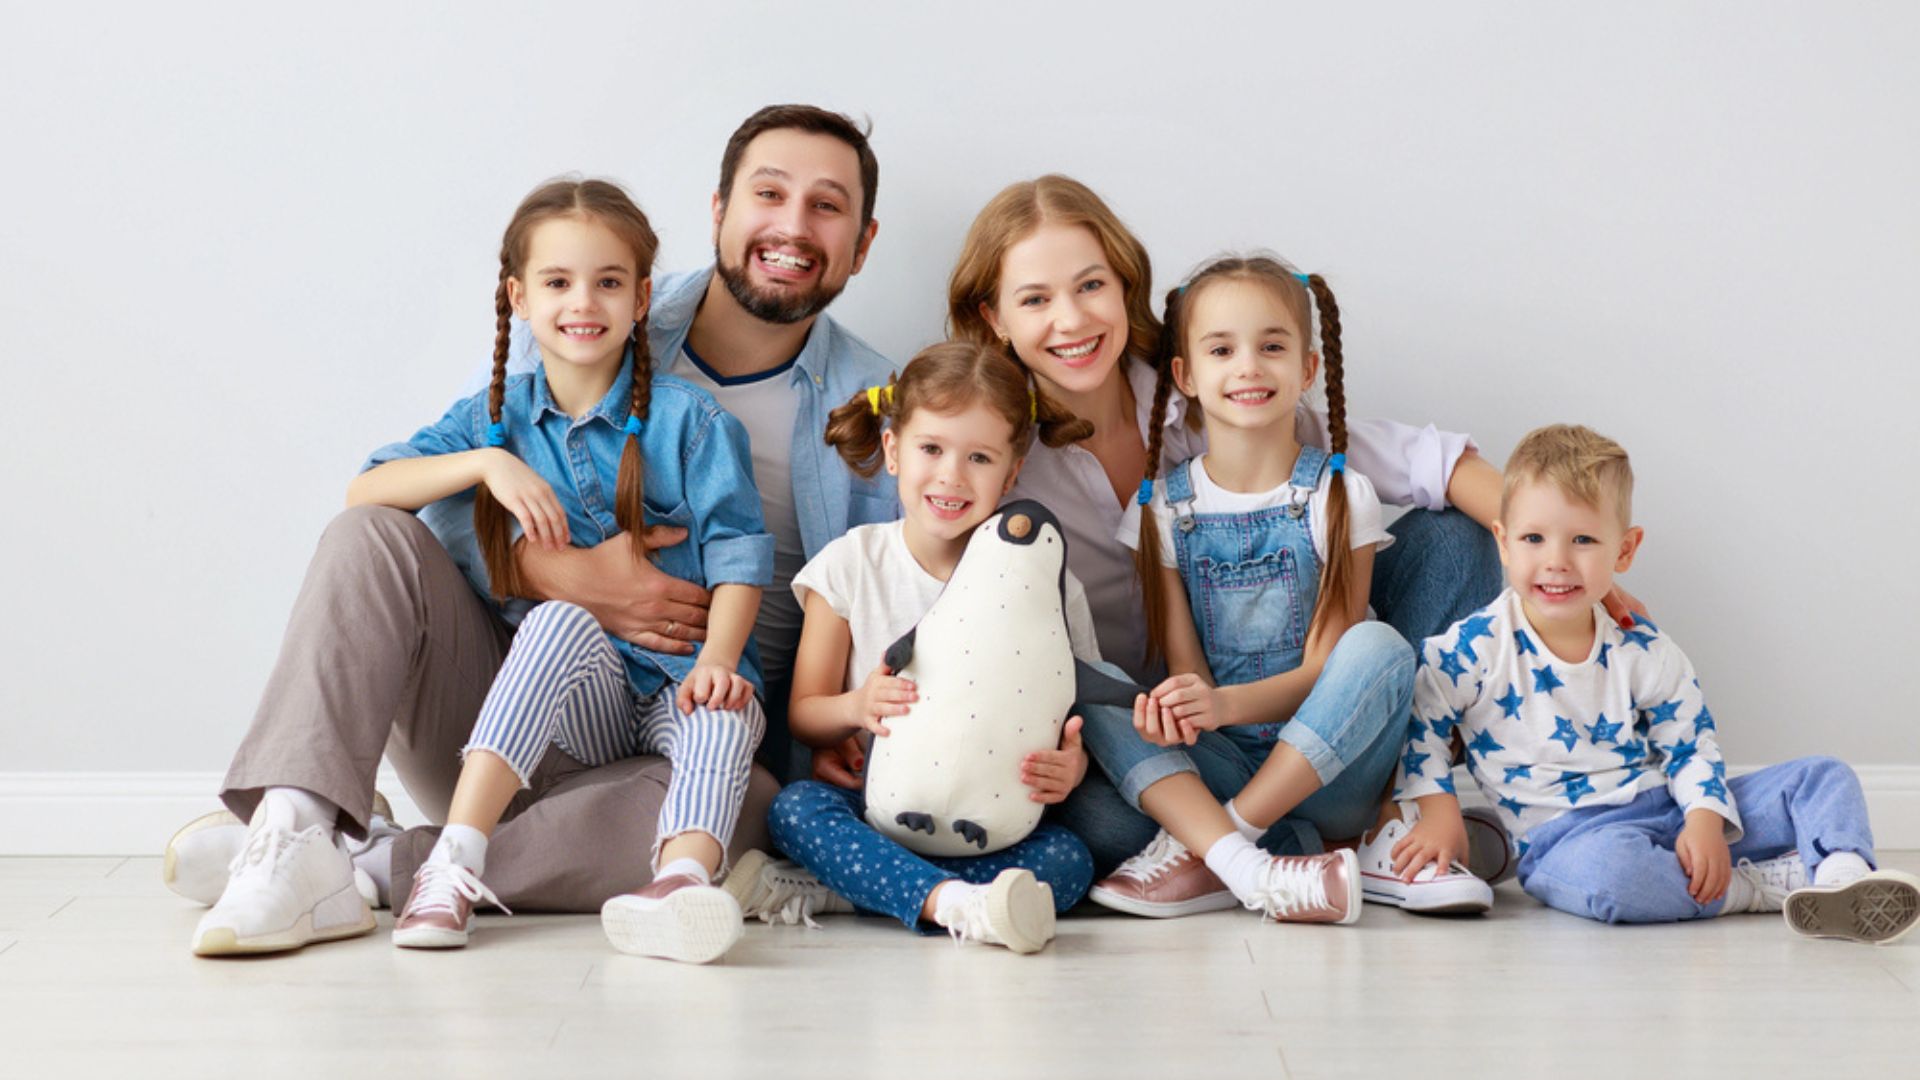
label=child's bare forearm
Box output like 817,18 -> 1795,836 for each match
694,583 -> 762,671
347,451 -> 492,510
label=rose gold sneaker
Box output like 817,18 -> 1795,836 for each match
601,874 -> 744,964
1248,848 -> 1361,925
1089,829 -> 1238,918
392,860 -> 509,949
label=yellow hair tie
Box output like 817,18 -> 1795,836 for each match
1029,387 -> 1038,423
866,385 -> 884,416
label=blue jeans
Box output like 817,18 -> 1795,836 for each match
1517,756 -> 1875,924
1078,622 -> 1414,856
1056,508 -> 1497,874
768,781 -> 1094,931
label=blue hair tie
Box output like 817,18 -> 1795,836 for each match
1328,452 -> 1347,474
1136,479 -> 1155,507
624,415 -> 645,437
1294,272 -> 1312,285
484,421 -> 507,447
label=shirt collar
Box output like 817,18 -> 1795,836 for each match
529,349 -> 636,426
656,263 -> 837,384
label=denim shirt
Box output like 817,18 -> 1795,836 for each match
508,267 -> 901,559
363,356 -> 775,699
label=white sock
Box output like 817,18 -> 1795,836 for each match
429,824 -> 488,876
1202,833 -> 1272,906
932,880 -> 984,925
262,787 -> 336,833
1721,867 -> 1756,914
1814,851 -> 1872,887
352,835 -> 396,907
1224,800 -> 1264,842
658,857 -> 711,886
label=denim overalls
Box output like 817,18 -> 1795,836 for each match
1078,449 -> 1417,851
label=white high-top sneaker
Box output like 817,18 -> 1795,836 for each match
1354,806 -> 1494,914
722,850 -> 854,928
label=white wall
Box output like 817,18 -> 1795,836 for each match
3,1 -> 1916,780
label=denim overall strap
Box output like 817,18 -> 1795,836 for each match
1290,444 -> 1331,517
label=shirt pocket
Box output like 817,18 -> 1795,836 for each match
1193,548 -> 1307,663
644,497 -> 700,579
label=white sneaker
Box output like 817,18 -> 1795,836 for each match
721,850 -> 854,928
1355,808 -> 1494,914
1785,869 -> 1920,945
1728,853 -> 1805,914
165,792 -> 397,907
191,812 -> 375,956
935,869 -> 1056,954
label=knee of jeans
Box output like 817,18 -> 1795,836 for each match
1330,622 -> 1416,713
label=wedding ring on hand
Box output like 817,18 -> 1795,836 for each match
665,620 -> 679,639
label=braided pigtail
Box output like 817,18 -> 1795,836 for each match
1134,283 -> 1188,667
614,316 -> 653,559
1033,383 -> 1094,447
1303,273 -> 1356,645
823,373 -> 897,478
474,264 -> 524,600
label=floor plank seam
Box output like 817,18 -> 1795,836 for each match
46,897 -> 76,919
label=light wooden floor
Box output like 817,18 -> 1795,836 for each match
2,854 -> 1914,1078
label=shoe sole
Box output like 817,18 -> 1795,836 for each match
392,923 -> 470,949
164,810 -> 245,906
191,883 -> 377,957
602,886 -> 744,964
986,870 -> 1056,954
1461,807 -> 1516,886
1785,872 -> 1920,945
1088,882 -> 1240,919
1360,870 -> 1493,915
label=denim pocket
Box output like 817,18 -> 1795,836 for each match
1194,548 -> 1306,678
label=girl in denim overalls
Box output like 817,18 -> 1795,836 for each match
1079,255 -> 1429,924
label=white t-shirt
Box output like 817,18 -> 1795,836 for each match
792,521 -> 1103,690
1117,451 -> 1395,567
664,344 -> 807,686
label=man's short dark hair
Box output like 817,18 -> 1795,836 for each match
718,104 -> 879,232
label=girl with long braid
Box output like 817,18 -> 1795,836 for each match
347,179 -> 772,963
1079,256 -> 1490,923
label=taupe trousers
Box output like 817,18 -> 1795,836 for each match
219,506 -> 776,912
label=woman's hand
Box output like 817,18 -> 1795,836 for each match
1602,584 -> 1650,630
811,736 -> 866,789
849,664 -> 916,738
482,448 -> 570,551
1020,716 -> 1087,804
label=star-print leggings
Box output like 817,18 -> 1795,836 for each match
1516,756 -> 1875,923
769,781 -> 1094,930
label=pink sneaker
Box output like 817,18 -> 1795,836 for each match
1089,830 -> 1239,918
601,873 -> 744,963
392,860 -> 509,949
1248,849 -> 1362,925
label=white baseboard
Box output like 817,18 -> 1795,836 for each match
2,765 -> 1917,856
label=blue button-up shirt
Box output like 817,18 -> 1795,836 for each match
364,355 -> 774,699
509,266 -> 901,560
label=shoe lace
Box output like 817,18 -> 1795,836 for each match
1732,857 -> 1796,911
754,865 -> 840,929
1251,857 -> 1333,920
407,860 -> 512,918
1119,831 -> 1191,885
941,892 -> 998,948
226,825 -> 307,882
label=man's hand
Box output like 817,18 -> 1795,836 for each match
517,528 -> 711,653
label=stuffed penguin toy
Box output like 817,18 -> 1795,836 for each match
863,499 -> 1142,857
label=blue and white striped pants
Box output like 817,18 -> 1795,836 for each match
465,601 -> 765,871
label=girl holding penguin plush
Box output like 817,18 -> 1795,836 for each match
746,341 -> 1103,953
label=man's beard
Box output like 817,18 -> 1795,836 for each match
714,239 -> 843,326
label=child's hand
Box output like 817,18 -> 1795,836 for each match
676,662 -> 753,714
1675,810 -> 1731,903
1132,692 -> 1189,747
850,664 -> 916,738
1020,716 -> 1087,804
1138,674 -> 1225,746
811,736 -> 865,790
1390,801 -> 1468,882
482,449 -> 570,551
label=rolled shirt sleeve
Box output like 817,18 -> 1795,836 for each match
1295,407 -> 1475,512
